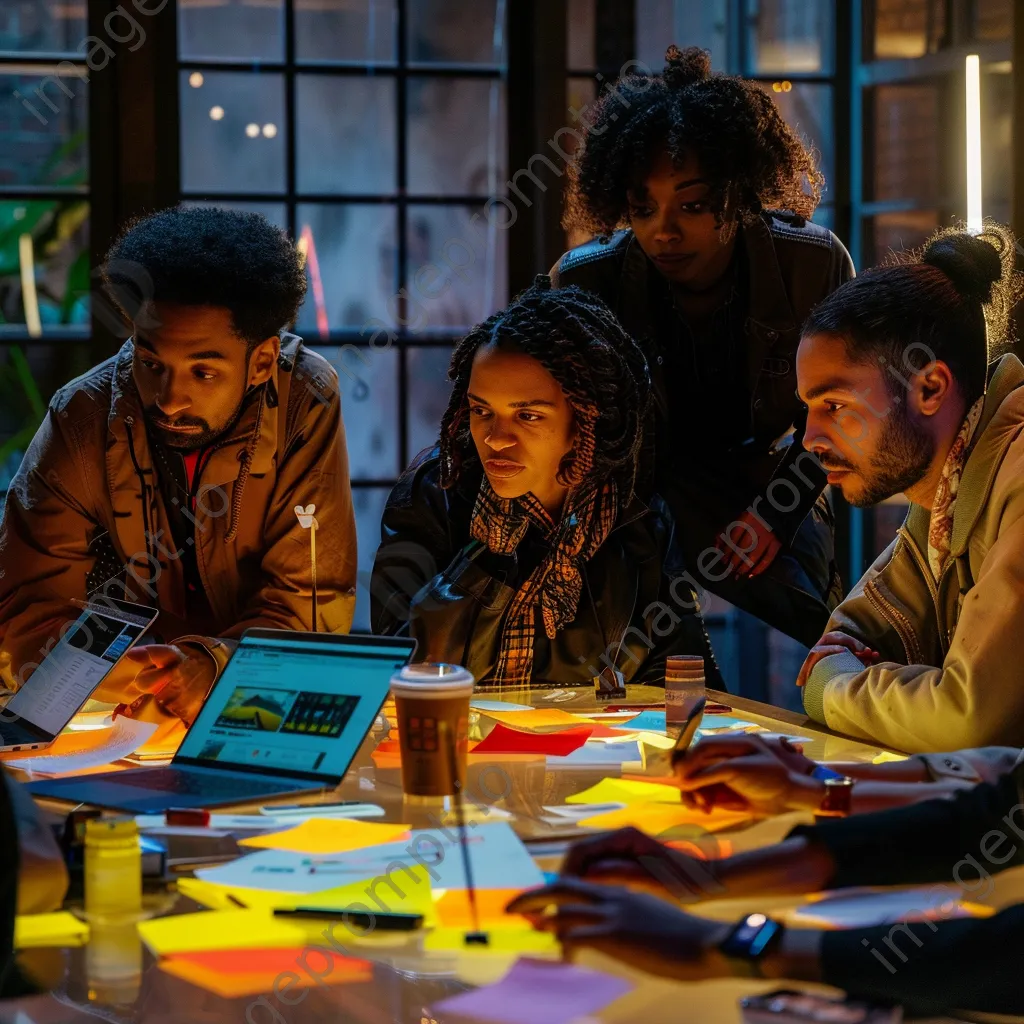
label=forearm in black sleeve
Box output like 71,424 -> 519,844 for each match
756,431 -> 826,545
788,766 -> 1024,888
821,904 -> 1024,1016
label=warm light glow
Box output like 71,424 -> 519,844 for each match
18,234 -> 42,338
245,122 -> 260,138
966,54 -> 983,233
262,123 -> 278,138
747,913 -> 767,927
189,71 -> 204,88
209,105 -> 224,121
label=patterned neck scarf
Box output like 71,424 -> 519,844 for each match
927,397 -> 984,579
470,478 -> 619,688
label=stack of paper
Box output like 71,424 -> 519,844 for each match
2,717 -> 158,776
196,823 -> 544,895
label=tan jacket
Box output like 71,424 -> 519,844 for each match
0,335 -> 357,690
803,354 -> 1024,752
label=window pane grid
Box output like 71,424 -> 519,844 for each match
0,36 -> 90,341
176,4 -> 510,628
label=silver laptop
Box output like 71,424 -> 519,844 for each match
28,630 -> 415,812
0,598 -> 158,753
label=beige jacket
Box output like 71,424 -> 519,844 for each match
803,354 -> 1024,752
0,335 -> 357,690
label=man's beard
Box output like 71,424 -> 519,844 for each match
145,391 -> 247,452
843,405 -> 935,508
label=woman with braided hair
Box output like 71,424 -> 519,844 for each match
371,279 -> 719,692
552,44 -> 854,649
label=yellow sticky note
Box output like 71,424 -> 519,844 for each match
238,818 -> 411,855
177,865 -> 436,925
423,925 -> 558,955
872,752 -> 909,764
15,912 -> 89,949
577,802 -> 748,835
566,778 -> 681,806
139,910 -> 313,956
481,708 -> 588,731
176,877 -> 294,912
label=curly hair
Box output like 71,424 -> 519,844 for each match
564,45 -> 823,239
805,223 -> 1024,406
439,278 -> 651,501
103,205 -> 308,350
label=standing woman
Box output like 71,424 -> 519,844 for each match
552,45 -> 854,646
371,279 -> 720,692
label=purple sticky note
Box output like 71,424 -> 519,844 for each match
432,958 -> 634,1024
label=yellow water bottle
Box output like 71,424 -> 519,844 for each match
84,817 -> 142,917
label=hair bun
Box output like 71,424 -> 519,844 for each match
922,231 -> 1003,305
662,45 -> 712,89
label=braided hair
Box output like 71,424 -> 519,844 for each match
565,45 -> 823,240
439,278 -> 651,502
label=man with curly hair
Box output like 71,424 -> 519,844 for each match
552,46 -> 854,648
0,206 -> 357,723
371,279 -> 718,691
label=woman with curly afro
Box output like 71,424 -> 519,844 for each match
552,45 -> 854,648
370,279 -> 720,692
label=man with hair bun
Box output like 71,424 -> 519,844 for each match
552,44 -> 854,649
796,224 -> 1024,752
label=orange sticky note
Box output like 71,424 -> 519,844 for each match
435,889 -> 530,929
159,946 -> 371,997
238,818 -> 411,855
481,708 -> 589,731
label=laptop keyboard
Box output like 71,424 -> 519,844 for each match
111,769 -> 299,797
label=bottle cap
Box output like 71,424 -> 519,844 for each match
85,816 -> 138,843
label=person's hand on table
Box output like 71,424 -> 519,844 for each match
675,733 -> 822,817
676,734 -> 826,817
114,644 -> 216,726
507,879 -> 734,980
796,631 -> 879,688
715,510 -> 782,579
557,827 -> 723,902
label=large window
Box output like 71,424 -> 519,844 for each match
177,0 -> 509,629
0,2 -> 93,490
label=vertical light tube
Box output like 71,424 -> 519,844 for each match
966,54 -> 983,234
18,233 -> 42,338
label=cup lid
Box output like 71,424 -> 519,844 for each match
391,662 -> 475,693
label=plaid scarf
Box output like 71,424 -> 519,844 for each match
470,478 -> 619,688
927,397 -> 984,579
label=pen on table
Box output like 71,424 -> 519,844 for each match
443,719 -> 486,945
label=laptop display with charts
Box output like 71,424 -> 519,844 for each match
0,598 -> 158,753
27,630 -> 416,812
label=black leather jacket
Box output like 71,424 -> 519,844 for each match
369,449 -> 719,690
551,213 -> 855,544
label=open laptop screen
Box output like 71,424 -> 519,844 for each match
175,633 -> 413,781
5,600 -> 157,740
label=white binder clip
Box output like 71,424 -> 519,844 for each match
294,504 -> 319,631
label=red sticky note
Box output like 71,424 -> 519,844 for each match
471,722 -> 594,757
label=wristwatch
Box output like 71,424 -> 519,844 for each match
719,912 -> 785,975
817,775 -> 855,818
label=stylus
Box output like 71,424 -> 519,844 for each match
258,802 -> 386,818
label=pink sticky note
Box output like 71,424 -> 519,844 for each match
471,723 -> 594,757
433,958 -> 633,1024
